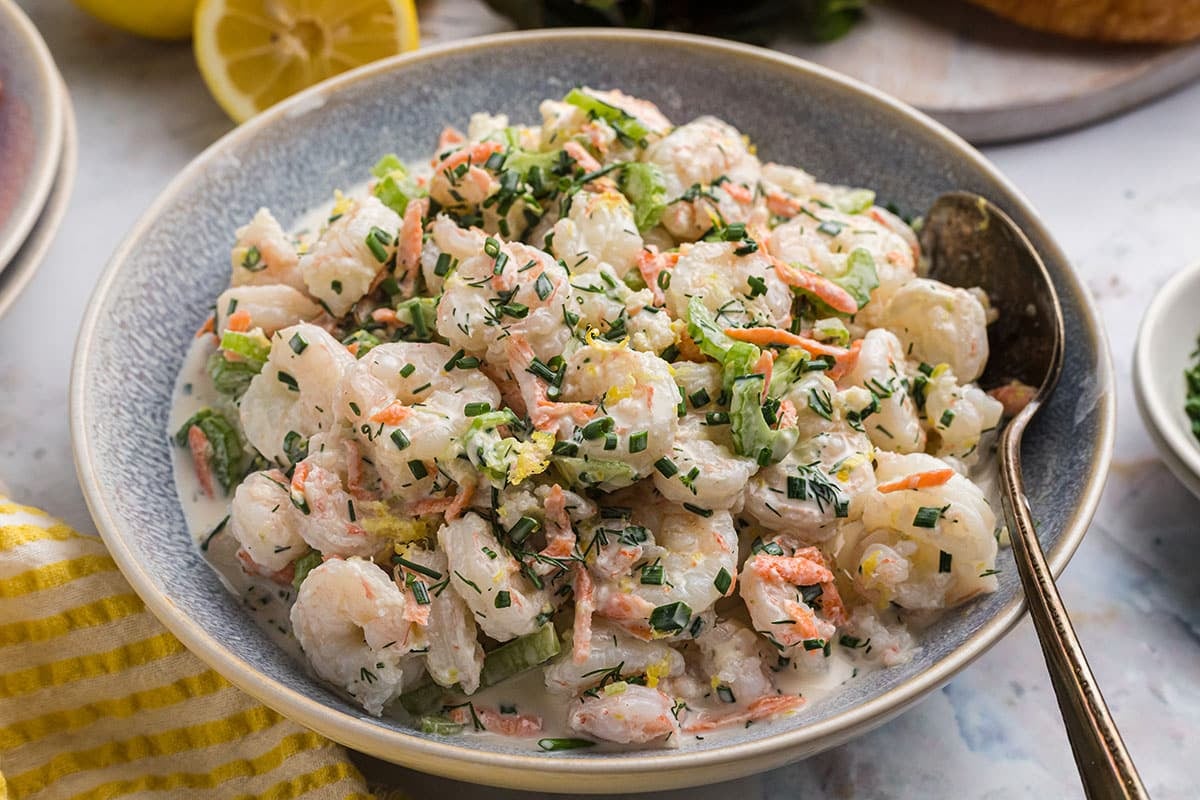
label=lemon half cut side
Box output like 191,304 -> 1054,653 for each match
194,0 -> 419,124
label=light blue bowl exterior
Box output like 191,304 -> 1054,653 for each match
72,31 -> 1113,793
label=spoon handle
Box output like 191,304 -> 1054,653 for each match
1000,404 -> 1149,800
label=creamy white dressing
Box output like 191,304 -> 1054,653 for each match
168,159 -> 1005,749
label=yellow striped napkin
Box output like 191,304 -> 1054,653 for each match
0,495 -> 376,800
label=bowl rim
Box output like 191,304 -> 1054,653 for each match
0,0 -> 65,274
1133,259 -> 1200,498
70,28 -> 1116,790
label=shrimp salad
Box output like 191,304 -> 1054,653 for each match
171,88 -> 1007,750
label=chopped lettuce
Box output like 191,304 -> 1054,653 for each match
730,375 -> 798,465
618,162 -> 668,232
219,328 -> 271,370
173,408 -> 246,493
371,153 -> 424,216
832,187 -> 875,214
206,351 -> 258,397
553,455 -> 638,490
291,550 -> 323,590
685,296 -> 737,361
563,88 -> 652,146
836,248 -> 879,309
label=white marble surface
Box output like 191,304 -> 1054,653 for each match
3,1 -> 1199,796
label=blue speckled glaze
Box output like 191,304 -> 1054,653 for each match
71,31 -> 1113,793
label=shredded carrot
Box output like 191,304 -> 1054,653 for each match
765,191 -> 802,218
290,461 -> 311,494
563,140 -> 602,173
826,339 -> 863,382
769,256 -> 859,315
876,468 -> 955,494
195,314 -> 215,339
752,348 -> 774,402
436,126 -> 465,152
187,425 -> 215,500
226,309 -> 253,332
346,342 -> 360,357
724,326 -> 846,357
372,308 -> 399,325
370,402 -> 410,425
431,140 -> 504,175
723,182 -> 753,204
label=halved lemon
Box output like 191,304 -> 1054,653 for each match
194,0 -> 419,124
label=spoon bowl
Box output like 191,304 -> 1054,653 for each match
922,192 -> 1146,800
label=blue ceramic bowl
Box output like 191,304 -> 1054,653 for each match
71,30 -> 1114,793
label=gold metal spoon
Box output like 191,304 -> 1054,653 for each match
921,192 -> 1148,800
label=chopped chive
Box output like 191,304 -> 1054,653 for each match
240,245 -> 264,271
408,460 -> 429,479
657,270 -> 671,290
277,371 -> 298,391
689,388 -> 710,407
538,738 -> 595,751
659,343 -> 680,362
713,567 -> 732,595
331,279 -> 343,294
493,251 -> 510,275
628,431 -> 648,453
535,272 -> 554,300
648,601 -> 692,633
366,226 -> 393,262
817,220 -> 844,236
400,362 -> 416,378
393,555 -> 442,579
939,409 -> 956,428
508,516 -> 540,544
705,411 -> 730,425
288,333 -> 308,355
603,432 -> 618,451
499,301 -> 528,318
464,402 -> 492,416
786,475 -> 806,500
411,579 -> 431,605
654,456 -> 678,478
640,563 -> 665,585
802,638 -> 826,652
494,590 -> 512,608
939,550 -> 953,573
434,252 -> 454,277
348,401 -> 361,417
581,416 -> 614,440
912,506 -> 942,528
390,429 -> 410,450
551,440 -> 578,457
483,237 -> 500,258
746,275 -> 767,297
682,503 -> 713,518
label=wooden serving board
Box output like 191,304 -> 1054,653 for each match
419,0 -> 1200,144
774,0 -> 1200,143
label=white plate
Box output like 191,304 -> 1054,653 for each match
0,0 -> 64,274
0,80 -> 75,320
1134,260 -> 1200,500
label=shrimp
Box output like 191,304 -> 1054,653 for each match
290,436 -> 384,558
664,241 -> 792,330
653,413 -> 757,511
420,214 -> 486,294
565,263 -> 673,355
437,512 -> 554,641
289,557 -> 422,715
436,234 -> 574,365
230,208 -> 305,292
544,620 -> 685,694
592,502 -> 738,635
847,451 -> 999,609
881,278 -> 991,383
767,205 -> 917,326
539,88 -> 671,155
399,547 -> 485,693
682,695 -> 804,733
643,116 -> 761,241
229,470 -> 309,573
215,285 -> 321,337
335,341 -> 502,503
922,367 -> 1003,463
428,141 -> 504,211
568,683 -> 681,745
394,197 -> 429,296
742,431 -> 876,541
239,323 -> 355,466
551,189 -> 644,277
694,619 -> 778,705
835,328 -> 925,454
740,547 -> 844,657
299,195 -> 401,317
449,704 -> 543,737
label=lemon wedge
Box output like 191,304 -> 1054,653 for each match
193,0 -> 418,123
72,0 -> 197,40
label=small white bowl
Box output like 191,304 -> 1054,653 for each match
1134,260 -> 1200,500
